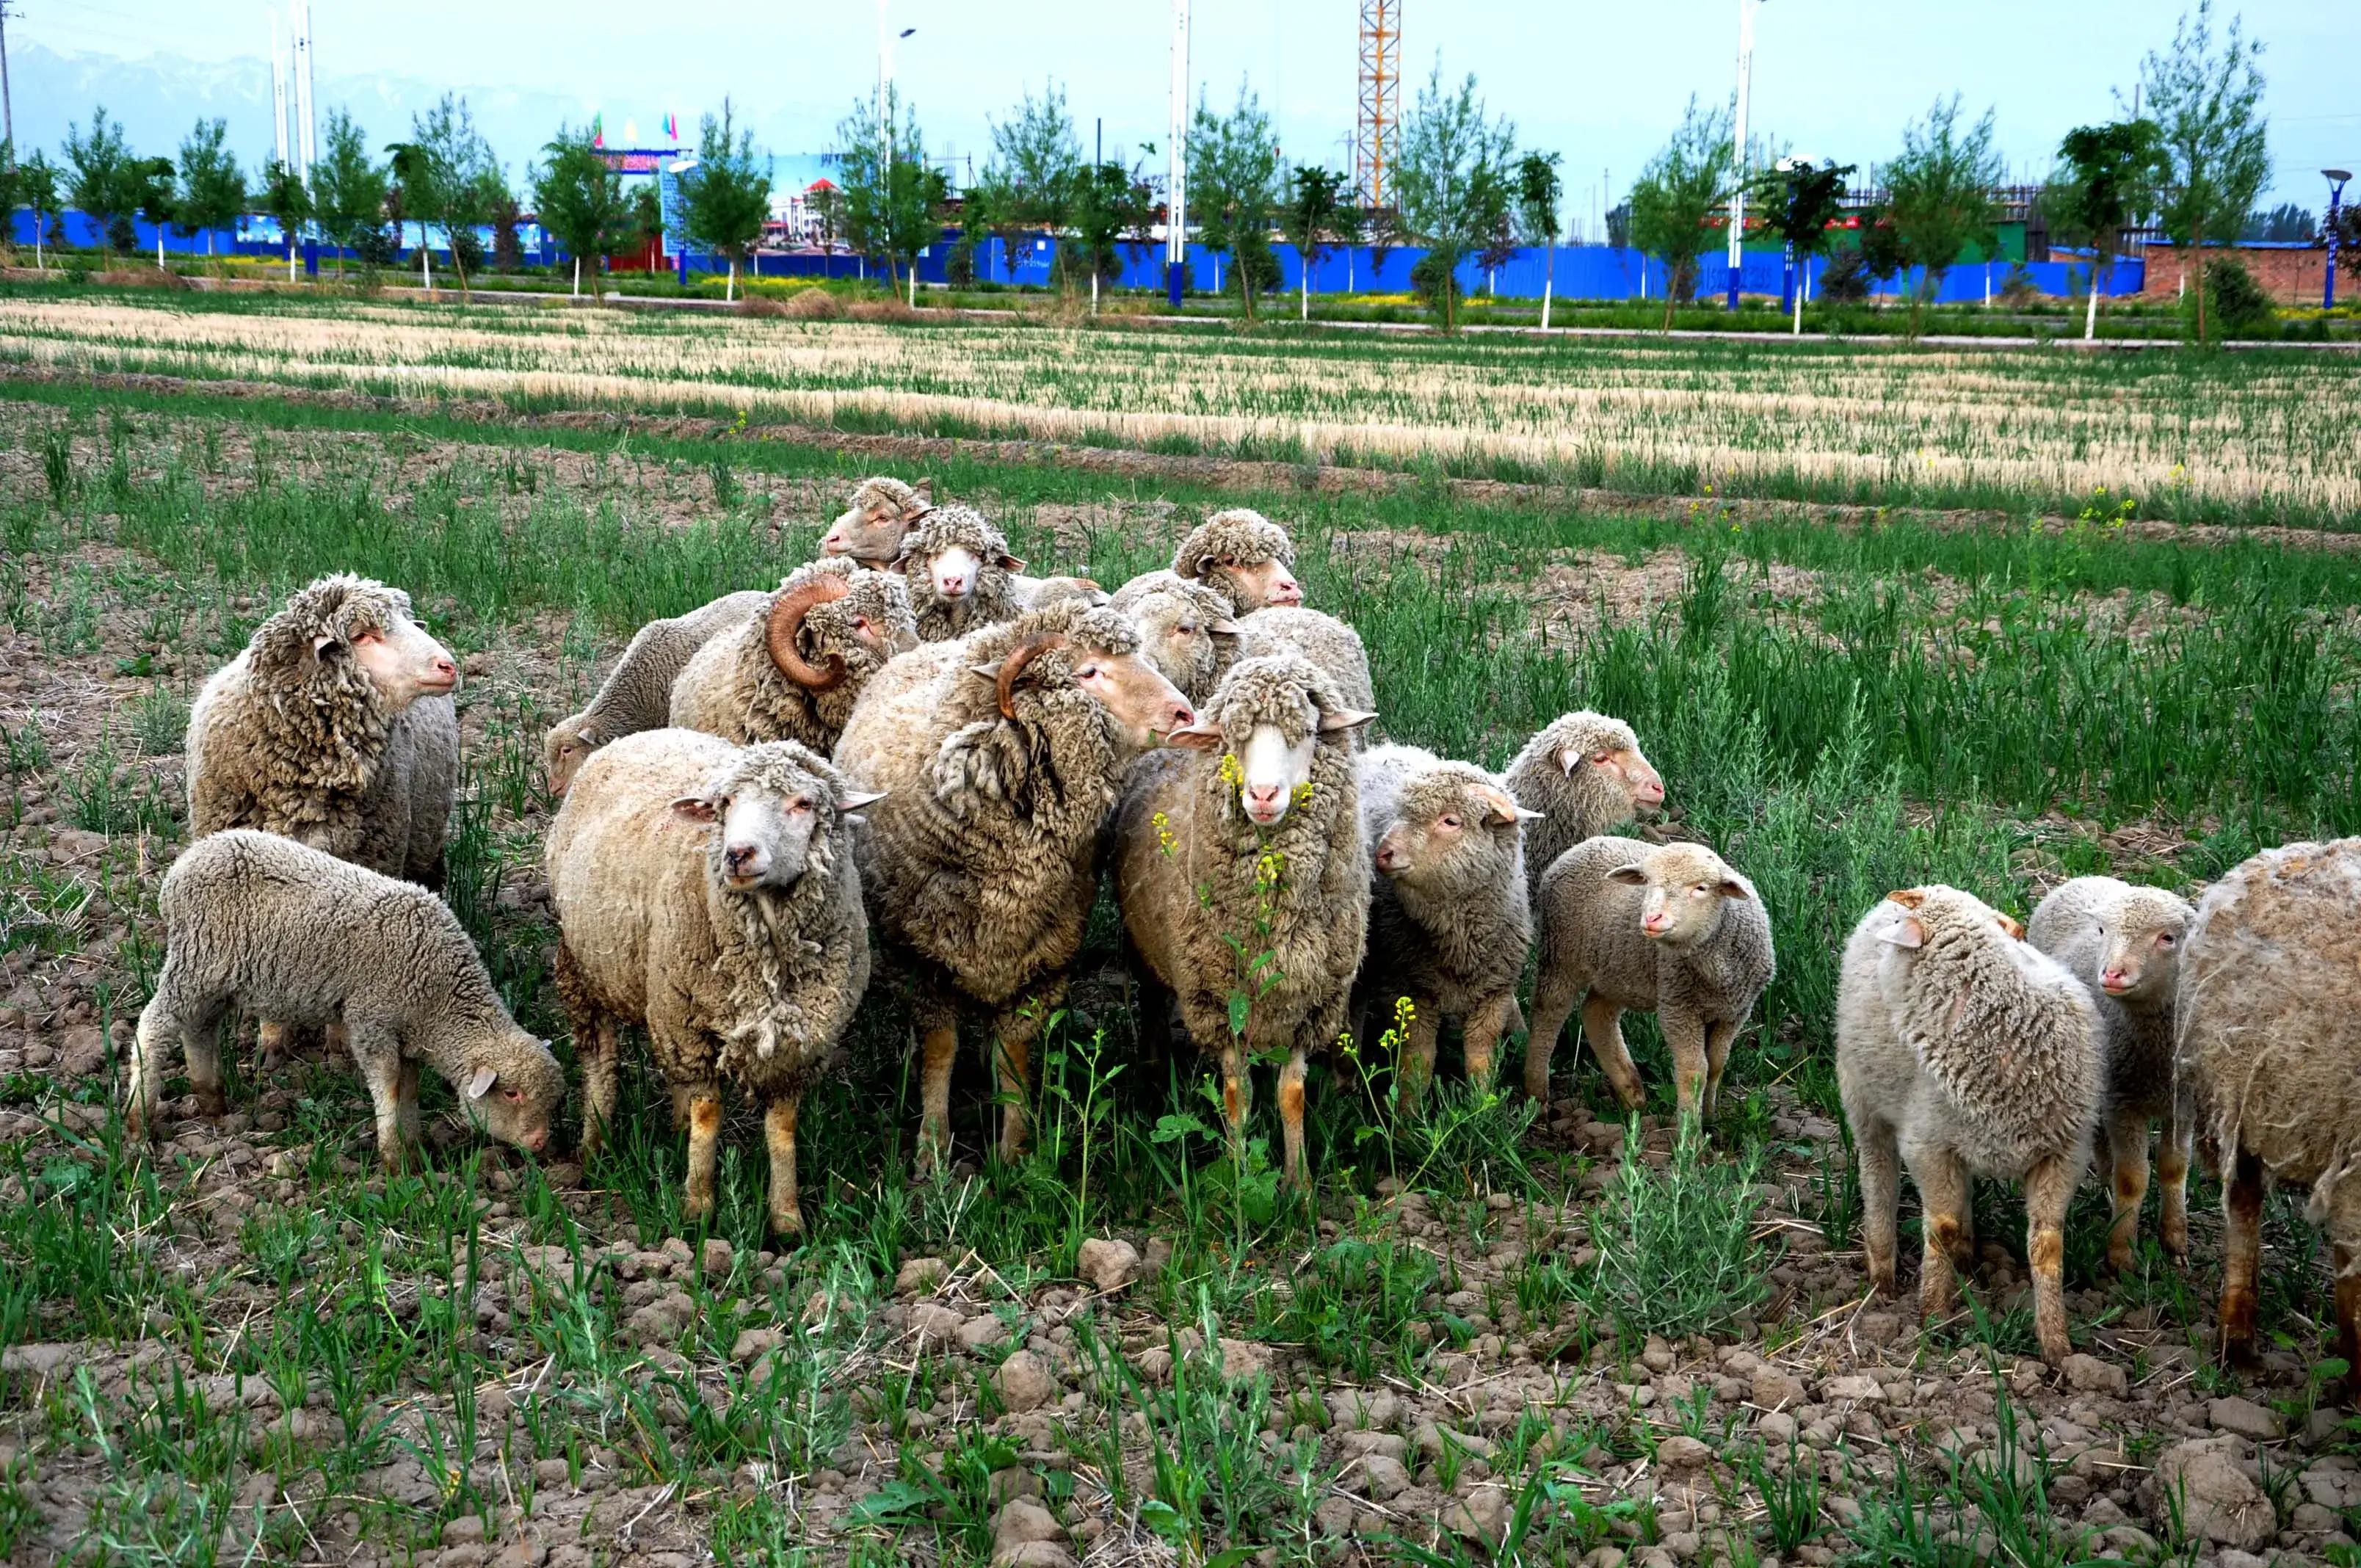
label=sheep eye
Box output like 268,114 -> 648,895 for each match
1078,665 -> 1101,680
2156,932 -> 2175,946
502,1086 -> 523,1103
1590,751 -> 1610,764
1440,815 -> 1461,830
1174,624 -> 1195,637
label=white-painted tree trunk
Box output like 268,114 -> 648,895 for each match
911,261 -> 918,308
573,255 -> 581,298
2085,261 -> 2101,341
289,242 -> 297,283
727,256 -> 737,303
156,229 -> 165,269
1542,242 -> 1555,331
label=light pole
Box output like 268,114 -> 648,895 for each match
1167,0 -> 1191,308
1725,0 -> 1760,312
2327,170 -> 2351,311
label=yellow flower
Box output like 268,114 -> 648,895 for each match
1292,780 -> 1316,807
1153,810 -> 1177,857
1218,752 -> 1244,790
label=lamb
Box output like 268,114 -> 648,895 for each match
1170,508 -> 1304,612
127,829 -> 565,1167
819,475 -> 935,562
667,560 -> 917,753
1353,745 -> 1539,1100
2027,876 -> 2199,1272
2175,838 -> 2361,1396
1526,837 -> 1774,1117
1111,653 -> 1374,1183
833,599 -> 1196,1173
543,589 -> 769,796
1836,885 -> 2103,1366
188,573 -> 460,888
1114,575 -> 1245,703
1235,607 -> 1376,716
548,730 -> 879,1236
1503,712 -> 1667,911
898,504 -> 1026,642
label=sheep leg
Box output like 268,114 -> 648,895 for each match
2157,1089 -> 2194,1264
1129,967 -> 1177,1064
1702,1020 -> 1740,1122
2332,1244 -> 2359,1408
349,1028 -> 411,1173
670,1082 -> 696,1134
1460,993 -> 1515,1093
683,1087 -> 724,1225
1524,970 -> 1581,1105
1216,1039 -> 1253,1139
580,1016 -> 620,1158
764,1092 -> 805,1241
1393,1001 -> 1441,1109
915,996 -> 960,1179
1581,995 -> 1646,1111
1914,1147 -> 1970,1326
1277,1048 -> 1309,1188
988,992 -> 1057,1166
184,1008 -> 228,1119
1856,1116 -> 1901,1299
396,1057 -> 424,1153
127,984 -> 192,1142
2217,1146 -> 2266,1371
1661,1008 -> 1711,1124
2101,1106 -> 2151,1275
2025,1153 -> 2075,1367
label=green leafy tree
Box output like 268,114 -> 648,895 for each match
133,157 -> 177,266
382,139 -> 437,289
532,126 -> 628,301
2046,120 -> 2166,339
681,99 -> 773,302
1068,158 -> 1140,311
488,183 -> 523,272
312,109 -> 389,263
1883,95 -> 2002,333
1187,82 -> 1283,319
413,95 -> 498,300
832,89 -> 893,286
987,83 -> 1081,286
1391,65 -> 1516,330
1762,156 -> 1855,334
880,128 -> 949,307
174,118 -> 245,264
1627,95 -> 1736,329
962,164 -> 1026,284
258,158 -> 312,281
21,152 -> 62,268
1283,165 -> 1347,321
62,106 -> 137,255
2139,1 -> 2269,345
1515,150 -> 1563,328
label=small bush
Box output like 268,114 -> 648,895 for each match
1818,250 -> 1872,305
781,288 -> 844,322
1409,253 -> 1465,319
1580,1117 -> 1772,1342
2193,256 -> 2277,339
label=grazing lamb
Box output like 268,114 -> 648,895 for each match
1115,576 -> 1245,703
899,504 -> 1026,642
1837,885 -> 2103,1366
1171,508 -> 1304,612
548,730 -> 878,1237
1235,607 -> 1376,716
819,475 -> 935,562
1112,653 -> 1374,1183
668,560 -> 918,753
2175,838 -> 2361,1397
2028,876 -> 2199,1272
1503,713 -> 1666,912
543,589 -> 769,796
1354,744 -> 1538,1100
1527,838 -> 1773,1116
188,573 -> 460,887
128,830 -> 564,1167
833,600 -> 1196,1173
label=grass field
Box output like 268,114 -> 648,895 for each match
1,300 -> 2360,1567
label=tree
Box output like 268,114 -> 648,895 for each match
2046,119 -> 2166,339
1283,165 -> 1347,321
382,140 -> 437,291
532,126 -> 627,301
1187,82 -> 1283,320
960,164 -> 1017,284
1626,95 -> 1736,330
312,109 -> 388,264
63,106 -> 137,255
413,95 -> 498,300
2139,1 -> 2268,346
1515,151 -> 1563,329
1069,159 -> 1141,311
880,128 -> 948,307
1883,95 -> 2002,334
173,117 -> 245,265
2240,202 -> 2311,242
1761,156 -> 1856,335
681,100 -> 774,302
988,84 -> 1081,287
258,158 -> 312,282
20,152 -> 61,268
133,157 -> 177,267
1391,65 -> 1516,330
489,184 -> 523,272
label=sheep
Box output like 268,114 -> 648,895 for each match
2027,876 -> 2199,1272
833,599 -> 1197,1174
548,730 -> 879,1237
1353,744 -> 1539,1100
1503,712 -> 1667,914
127,829 -> 565,1168
1836,885 -> 2103,1366
898,504 -> 1026,642
1526,837 -> 1774,1117
819,475 -> 935,563
1020,576 -> 1111,611
187,572 -> 460,887
1114,576 -> 1245,704
1111,653 -> 1375,1184
2175,838 -> 2361,1395
667,560 -> 918,754
543,589 -> 770,796
1235,607 -> 1376,716
1170,508 -> 1304,612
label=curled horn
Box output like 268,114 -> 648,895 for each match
766,575 -> 852,689
995,634 -> 1067,720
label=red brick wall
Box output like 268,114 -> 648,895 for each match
2139,243 -> 2330,305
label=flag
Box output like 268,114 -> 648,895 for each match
663,112 -> 678,142
592,113 -> 604,148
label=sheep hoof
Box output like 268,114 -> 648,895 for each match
194,1087 -> 228,1119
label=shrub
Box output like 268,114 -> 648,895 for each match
1580,1117 -> 1772,1342
1409,252 -> 1465,319
2192,255 -> 2277,339
1818,250 -> 1872,304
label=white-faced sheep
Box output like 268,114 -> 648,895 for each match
668,560 -> 918,753
548,730 -> 878,1236
833,600 -> 1196,1173
898,504 -> 1026,642
2175,838 -> 2361,1396
1111,653 -> 1374,1183
543,589 -> 769,796
128,829 -> 565,1168
1354,745 -> 1538,1100
819,475 -> 935,562
1114,576 -> 1245,704
1170,509 -> 1304,612
2028,876 -> 2198,1272
1503,712 -> 1666,910
1837,885 -> 2103,1365
1527,837 -> 1773,1116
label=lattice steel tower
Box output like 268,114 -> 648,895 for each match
1354,0 -> 1399,211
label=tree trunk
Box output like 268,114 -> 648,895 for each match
1542,241 -> 1554,331
1300,256 -> 1308,322
2192,225 -> 2209,346
156,228 -> 165,269
2085,257 -> 2101,341
289,240 -> 297,283
573,255 -> 581,299
728,255 -> 739,303
1793,253 -> 1805,336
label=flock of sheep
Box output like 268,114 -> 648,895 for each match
120,475 -> 2360,1390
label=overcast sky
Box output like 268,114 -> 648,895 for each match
10,0 -> 2356,219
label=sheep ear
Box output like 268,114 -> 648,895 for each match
1208,618 -> 1245,637
1885,888 -> 1928,910
312,632 -> 344,658
839,789 -> 888,813
1318,708 -> 1377,735
998,554 -> 1027,574
1718,876 -> 1753,901
968,661 -> 1002,684
1473,787 -> 1530,827
1879,916 -> 1926,951
913,477 -> 934,499
1606,865 -> 1650,886
670,796 -> 719,824
466,1065 -> 497,1100
1557,747 -> 1584,776
1167,720 -> 1225,751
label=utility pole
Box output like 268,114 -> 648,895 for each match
293,0 -> 316,178
270,13 -> 290,172
1167,0 -> 1189,308
1726,0 -> 1758,311
1,1 -> 16,160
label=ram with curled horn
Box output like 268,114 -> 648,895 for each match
670,559 -> 918,753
